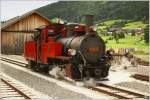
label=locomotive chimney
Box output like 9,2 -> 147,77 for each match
84,15 -> 94,35
85,15 -> 93,27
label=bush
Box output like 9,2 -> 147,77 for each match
118,33 -> 125,38
110,20 -> 127,28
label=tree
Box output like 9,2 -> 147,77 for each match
144,25 -> 149,43
113,32 -> 119,43
37,1 -> 149,23
118,31 -> 125,38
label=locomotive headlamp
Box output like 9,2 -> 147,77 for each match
68,49 -> 76,56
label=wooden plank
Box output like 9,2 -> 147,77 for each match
1,13 -> 51,54
4,13 -> 50,32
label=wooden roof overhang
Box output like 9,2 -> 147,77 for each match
1,10 -> 51,33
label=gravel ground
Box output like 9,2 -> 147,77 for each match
1,62 -> 111,100
126,66 -> 149,76
1,55 -> 149,99
3,55 -> 149,75
110,57 -> 149,94
116,81 -> 149,93
0,73 -> 52,100
1,63 -> 91,100
111,57 -> 149,75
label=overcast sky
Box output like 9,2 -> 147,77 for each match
1,0 -> 57,21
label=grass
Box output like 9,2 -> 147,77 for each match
97,20 -> 122,31
100,35 -> 149,54
123,21 -> 147,29
97,19 -> 148,52
103,20 -> 120,26
100,35 -> 149,61
97,19 -> 149,61
97,20 -> 147,31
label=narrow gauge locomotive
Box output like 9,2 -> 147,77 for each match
25,15 -> 111,80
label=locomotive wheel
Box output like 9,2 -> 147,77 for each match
34,63 -> 40,72
83,69 -> 90,80
101,63 -> 110,77
28,60 -> 40,72
94,69 -> 102,79
35,64 -> 49,73
28,60 -> 36,69
72,65 -> 82,80
41,65 -> 49,73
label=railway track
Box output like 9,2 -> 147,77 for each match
1,56 -> 149,99
1,57 -> 27,67
88,83 -> 149,99
0,78 -> 31,100
132,74 -> 149,82
0,76 -> 51,100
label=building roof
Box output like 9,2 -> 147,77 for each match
1,10 -> 51,30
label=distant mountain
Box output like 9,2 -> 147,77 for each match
37,1 -> 149,23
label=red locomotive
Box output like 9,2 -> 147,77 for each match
24,15 -> 111,80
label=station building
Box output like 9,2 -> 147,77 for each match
1,11 -> 51,54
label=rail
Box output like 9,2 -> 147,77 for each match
1,57 -> 27,67
1,78 -> 31,99
132,74 -> 149,82
1,56 -> 149,99
88,83 -> 149,99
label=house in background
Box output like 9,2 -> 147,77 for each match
1,11 -> 51,54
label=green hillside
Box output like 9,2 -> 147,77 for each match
97,19 -> 148,48
97,20 -> 149,60
101,35 -> 148,49
37,1 -> 149,23
97,20 -> 148,31
123,21 -> 147,29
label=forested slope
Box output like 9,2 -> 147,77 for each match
37,1 -> 149,23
